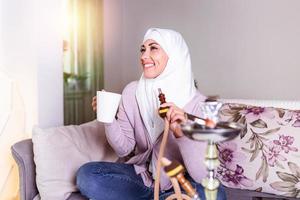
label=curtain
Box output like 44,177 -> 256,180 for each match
63,0 -> 104,125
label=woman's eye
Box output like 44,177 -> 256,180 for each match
140,48 -> 145,53
150,46 -> 158,51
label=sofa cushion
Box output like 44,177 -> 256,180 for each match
32,120 -> 118,200
217,103 -> 300,198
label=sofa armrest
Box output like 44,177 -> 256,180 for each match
11,139 -> 38,200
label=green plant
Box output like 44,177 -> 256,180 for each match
63,72 -> 89,83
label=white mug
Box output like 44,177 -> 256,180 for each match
96,91 -> 121,123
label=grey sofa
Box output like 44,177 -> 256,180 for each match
11,139 -> 299,200
11,139 -> 87,200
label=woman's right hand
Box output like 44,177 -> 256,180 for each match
161,102 -> 186,138
92,96 -> 97,112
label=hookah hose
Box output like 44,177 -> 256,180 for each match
154,88 -> 200,200
153,118 -> 200,200
154,118 -> 170,200
154,88 -> 171,200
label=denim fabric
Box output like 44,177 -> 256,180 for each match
76,162 -> 227,200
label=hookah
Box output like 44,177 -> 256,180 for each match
154,89 -> 244,200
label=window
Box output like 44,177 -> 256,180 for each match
63,0 -> 103,125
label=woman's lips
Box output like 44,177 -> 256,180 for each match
144,63 -> 155,68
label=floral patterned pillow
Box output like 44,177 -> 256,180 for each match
217,103 -> 300,198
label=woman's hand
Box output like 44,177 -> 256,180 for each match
91,96 -> 97,112
160,102 -> 187,138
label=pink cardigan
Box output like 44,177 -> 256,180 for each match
104,81 -> 208,190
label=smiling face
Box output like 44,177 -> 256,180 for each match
140,39 -> 169,79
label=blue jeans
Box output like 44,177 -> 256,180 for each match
76,162 -> 227,200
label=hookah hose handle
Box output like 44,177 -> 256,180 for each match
163,158 -> 201,200
158,88 -> 169,118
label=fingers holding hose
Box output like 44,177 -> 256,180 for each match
161,102 -> 186,138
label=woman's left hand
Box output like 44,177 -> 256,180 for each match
160,102 -> 187,138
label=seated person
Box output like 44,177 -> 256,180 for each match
76,28 -> 227,200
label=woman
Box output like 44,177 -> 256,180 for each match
76,28 -> 227,200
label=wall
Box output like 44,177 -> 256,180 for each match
35,0 -> 64,127
0,0 -> 63,199
104,0 -> 300,100
103,0 -> 123,93
1,0 -> 38,134
0,0 -> 2,63
0,0 -> 63,133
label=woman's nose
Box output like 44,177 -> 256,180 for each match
141,50 -> 150,60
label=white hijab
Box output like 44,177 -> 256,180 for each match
136,28 -> 197,143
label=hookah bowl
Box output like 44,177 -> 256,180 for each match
181,120 -> 244,200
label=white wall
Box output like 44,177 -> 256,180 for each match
0,0 -> 63,197
0,0 -> 2,63
104,0 -> 300,100
0,0 -> 63,133
35,0 -> 64,128
1,0 -> 38,134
